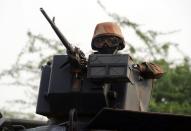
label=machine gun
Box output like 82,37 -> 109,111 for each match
40,8 -> 87,72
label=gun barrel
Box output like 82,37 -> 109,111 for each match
40,8 -> 74,52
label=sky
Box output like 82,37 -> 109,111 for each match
0,0 -> 191,115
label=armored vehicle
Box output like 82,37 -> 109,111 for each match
1,8 -> 191,131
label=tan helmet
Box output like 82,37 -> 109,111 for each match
91,22 -> 125,50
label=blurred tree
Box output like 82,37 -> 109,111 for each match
0,32 -> 66,118
149,58 -> 191,115
97,0 -> 182,61
0,31 -> 66,95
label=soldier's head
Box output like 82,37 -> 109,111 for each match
91,22 -> 125,54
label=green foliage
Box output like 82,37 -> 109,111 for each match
0,31 -> 65,88
150,100 -> 191,115
0,32 -> 66,117
149,59 -> 191,115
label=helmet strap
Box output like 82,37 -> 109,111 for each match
113,47 -> 119,54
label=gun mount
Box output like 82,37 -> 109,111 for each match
40,8 -> 87,71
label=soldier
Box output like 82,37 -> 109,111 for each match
91,22 -> 164,79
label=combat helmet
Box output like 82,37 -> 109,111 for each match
91,22 -> 125,51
